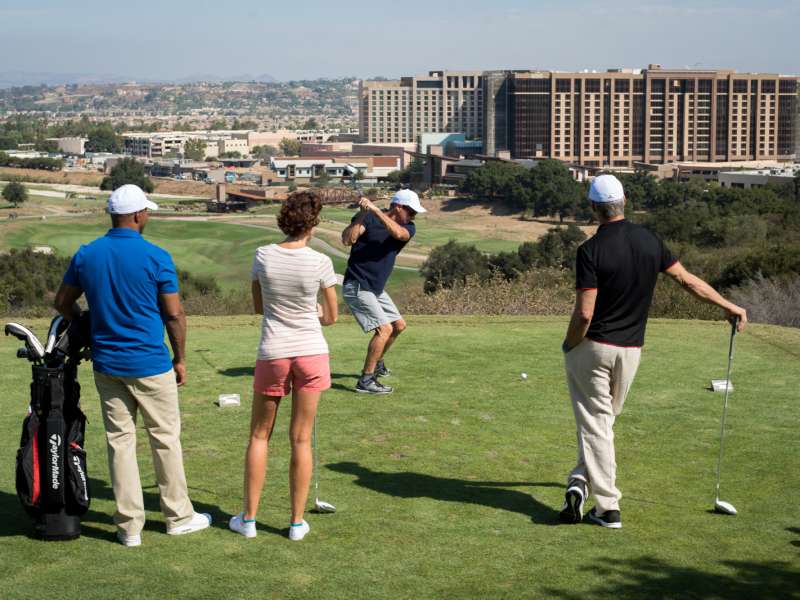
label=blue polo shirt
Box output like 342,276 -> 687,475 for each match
63,228 -> 179,377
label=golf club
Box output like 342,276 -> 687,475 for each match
311,415 -> 336,513
5,322 -> 45,360
44,315 -> 64,355
713,316 -> 739,516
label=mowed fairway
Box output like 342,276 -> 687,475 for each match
0,216 -> 421,293
1,316 -> 798,599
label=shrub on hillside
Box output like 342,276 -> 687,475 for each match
0,249 -> 70,314
404,269 -> 574,316
729,274 -> 800,328
421,241 -> 491,293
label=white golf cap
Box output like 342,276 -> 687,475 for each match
588,174 -> 625,203
390,188 -> 427,213
107,184 -> 159,215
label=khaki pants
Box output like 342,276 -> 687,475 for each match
565,339 -> 641,513
94,370 -> 194,536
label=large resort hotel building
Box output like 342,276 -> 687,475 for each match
359,65 -> 799,166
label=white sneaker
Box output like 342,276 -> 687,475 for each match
116,531 -> 142,547
229,512 -> 257,538
288,519 -> 310,541
167,512 -> 212,535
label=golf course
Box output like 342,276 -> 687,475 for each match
1,316 -> 798,599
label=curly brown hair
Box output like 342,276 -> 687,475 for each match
277,191 -> 322,237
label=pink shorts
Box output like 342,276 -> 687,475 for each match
253,354 -> 331,397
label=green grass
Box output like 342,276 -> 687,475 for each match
0,316 -> 797,599
0,216 -> 422,293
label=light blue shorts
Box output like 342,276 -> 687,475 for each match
342,280 -> 402,333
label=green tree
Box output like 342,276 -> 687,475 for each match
2,180 -> 27,207
302,117 -> 319,130
279,138 -> 302,156
209,119 -> 228,130
231,119 -> 258,130
251,145 -> 278,159
619,170 -> 659,210
100,157 -> 154,192
526,159 -> 583,220
460,160 -> 525,202
86,123 -> 122,153
184,138 -> 207,161
219,151 -> 242,159
421,241 -> 491,293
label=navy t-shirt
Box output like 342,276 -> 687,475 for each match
344,212 -> 415,295
575,220 -> 677,347
63,228 -> 179,377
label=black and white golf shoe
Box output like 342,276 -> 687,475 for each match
587,507 -> 621,529
375,360 -> 391,378
355,376 -> 393,395
559,479 -> 587,524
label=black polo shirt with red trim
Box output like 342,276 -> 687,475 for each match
575,219 -> 677,347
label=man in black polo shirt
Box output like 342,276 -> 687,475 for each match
558,174 -> 747,529
341,189 -> 425,394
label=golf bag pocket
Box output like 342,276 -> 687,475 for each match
16,413 -> 41,517
65,412 -> 90,514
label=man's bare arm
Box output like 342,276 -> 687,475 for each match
159,292 -> 188,385
665,262 -> 747,331
360,198 -> 410,242
564,289 -> 597,350
342,211 -> 367,246
53,283 -> 83,321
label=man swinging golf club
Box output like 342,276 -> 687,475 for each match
558,174 -> 747,529
341,189 -> 425,394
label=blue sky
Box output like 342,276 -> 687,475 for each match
0,0 -> 797,80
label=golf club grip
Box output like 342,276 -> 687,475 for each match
729,315 -> 739,336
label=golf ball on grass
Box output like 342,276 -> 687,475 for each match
520,372 -> 528,380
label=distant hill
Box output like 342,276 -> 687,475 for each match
0,71 -> 279,89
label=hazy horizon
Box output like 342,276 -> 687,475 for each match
1,0 -> 798,83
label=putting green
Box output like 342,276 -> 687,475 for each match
0,316 -> 796,599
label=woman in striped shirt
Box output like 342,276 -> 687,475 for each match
229,191 -> 338,541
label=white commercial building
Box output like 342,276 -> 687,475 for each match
718,165 -> 800,189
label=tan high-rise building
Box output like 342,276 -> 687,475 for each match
359,70 -> 484,144
485,65 -> 799,166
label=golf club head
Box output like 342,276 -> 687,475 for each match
44,315 -> 65,355
313,498 -> 336,513
714,499 -> 737,515
4,322 -> 45,359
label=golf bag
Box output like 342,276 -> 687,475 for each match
7,313 -> 92,541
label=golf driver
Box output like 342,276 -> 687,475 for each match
713,316 -> 739,515
5,322 -> 45,360
311,415 -> 336,513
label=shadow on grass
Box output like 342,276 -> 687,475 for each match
330,372 -> 360,393
543,557 -> 800,600
327,461 -> 561,524
0,477 -> 227,542
789,527 -> 800,548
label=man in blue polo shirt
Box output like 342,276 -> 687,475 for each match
341,189 -> 425,394
54,184 -> 211,547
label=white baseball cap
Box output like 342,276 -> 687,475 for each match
390,189 -> 427,213
107,184 -> 159,215
588,174 -> 625,203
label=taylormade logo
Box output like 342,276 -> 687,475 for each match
72,455 -> 87,500
49,434 -> 61,490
